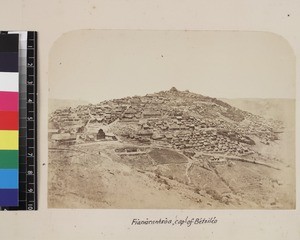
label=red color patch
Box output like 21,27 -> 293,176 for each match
0,111 -> 18,130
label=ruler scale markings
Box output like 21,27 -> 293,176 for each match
0,33 -> 19,208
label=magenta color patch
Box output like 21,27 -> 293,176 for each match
0,91 -> 18,111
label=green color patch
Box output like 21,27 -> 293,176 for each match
0,150 -> 18,169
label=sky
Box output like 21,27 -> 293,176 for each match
49,30 -> 295,104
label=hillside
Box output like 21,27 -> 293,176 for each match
222,98 -> 295,125
48,87 -> 295,209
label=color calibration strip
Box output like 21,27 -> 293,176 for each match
0,31 -> 37,211
0,33 -> 19,207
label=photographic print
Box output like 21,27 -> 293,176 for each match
48,30 -> 295,209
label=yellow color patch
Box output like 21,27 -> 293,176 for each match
0,130 -> 18,150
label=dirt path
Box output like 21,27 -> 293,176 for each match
199,152 -> 280,170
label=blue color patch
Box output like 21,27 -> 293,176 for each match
0,169 -> 18,188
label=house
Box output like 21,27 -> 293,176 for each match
124,108 -> 137,115
137,130 -> 153,137
48,129 -> 60,141
142,110 -> 161,118
97,129 -> 106,139
152,134 -> 164,140
142,124 -> 151,130
105,134 -> 118,141
169,124 -> 181,131
51,133 -> 77,146
138,138 -> 151,144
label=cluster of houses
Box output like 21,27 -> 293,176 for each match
122,123 -> 253,156
49,88 -> 281,153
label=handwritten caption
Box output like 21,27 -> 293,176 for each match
131,216 -> 218,227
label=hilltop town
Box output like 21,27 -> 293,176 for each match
48,88 -> 294,209
49,87 -> 282,154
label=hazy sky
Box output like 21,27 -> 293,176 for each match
49,30 -> 295,104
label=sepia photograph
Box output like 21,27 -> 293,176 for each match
48,30 -> 295,209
